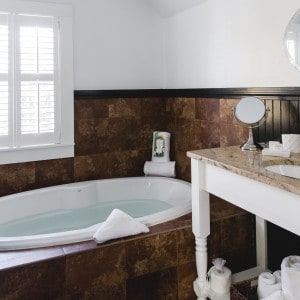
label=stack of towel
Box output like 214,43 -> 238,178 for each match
257,256 -> 300,300
143,131 -> 176,177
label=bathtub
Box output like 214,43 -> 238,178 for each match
0,177 -> 191,251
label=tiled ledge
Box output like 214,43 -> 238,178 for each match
0,213 -> 195,299
0,196 -> 251,273
0,205 -> 254,299
0,214 -> 192,272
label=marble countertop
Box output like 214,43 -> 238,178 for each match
187,146 -> 300,196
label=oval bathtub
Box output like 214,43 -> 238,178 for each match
0,177 -> 191,251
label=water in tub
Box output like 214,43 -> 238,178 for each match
0,199 -> 172,237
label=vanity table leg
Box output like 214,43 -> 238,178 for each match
191,159 -> 210,299
256,216 -> 267,269
193,236 -> 209,299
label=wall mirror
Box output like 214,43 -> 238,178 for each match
284,9 -> 300,71
233,97 -> 268,151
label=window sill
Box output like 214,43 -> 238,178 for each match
0,144 -> 74,165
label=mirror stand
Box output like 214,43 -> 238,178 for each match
233,96 -> 268,151
241,127 -> 263,151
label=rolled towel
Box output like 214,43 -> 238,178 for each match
93,209 -> 149,244
273,270 -> 281,284
257,272 -> 282,299
281,255 -> 300,300
261,290 -> 283,300
143,161 -> 176,177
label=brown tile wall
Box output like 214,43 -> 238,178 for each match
0,97 -> 168,196
167,97 -> 248,181
0,96 -> 256,299
0,97 -> 248,194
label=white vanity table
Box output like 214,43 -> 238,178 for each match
187,146 -> 300,299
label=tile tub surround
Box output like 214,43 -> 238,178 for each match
0,97 -> 249,196
0,97 -> 169,197
0,206 -> 254,300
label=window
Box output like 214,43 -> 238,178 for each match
0,0 -> 73,164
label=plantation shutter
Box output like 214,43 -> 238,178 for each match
0,13 -> 9,147
0,13 -> 60,148
15,15 -> 60,146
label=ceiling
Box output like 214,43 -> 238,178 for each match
148,0 -> 208,18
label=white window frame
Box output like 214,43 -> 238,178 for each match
0,0 -> 74,164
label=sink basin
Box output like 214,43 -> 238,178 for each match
265,165 -> 300,179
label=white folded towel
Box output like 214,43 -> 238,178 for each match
93,209 -> 149,244
143,161 -> 176,177
281,255 -> 300,300
261,149 -> 291,158
257,272 -> 282,299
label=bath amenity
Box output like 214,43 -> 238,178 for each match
257,256 -> 300,300
0,177 -> 191,250
208,258 -> 231,299
152,131 -> 170,162
144,131 -> 176,177
93,209 -> 149,244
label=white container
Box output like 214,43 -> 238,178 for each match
282,134 -> 300,153
209,266 -> 231,295
152,131 -> 171,162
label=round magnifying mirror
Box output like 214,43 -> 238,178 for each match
284,9 -> 300,71
233,97 -> 268,151
235,97 -> 266,127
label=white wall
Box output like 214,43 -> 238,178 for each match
147,0 -> 207,18
164,0 -> 300,88
19,0 -> 300,89
70,0 -> 165,90
22,0 -> 165,90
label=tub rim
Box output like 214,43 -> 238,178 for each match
0,176 -> 191,251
